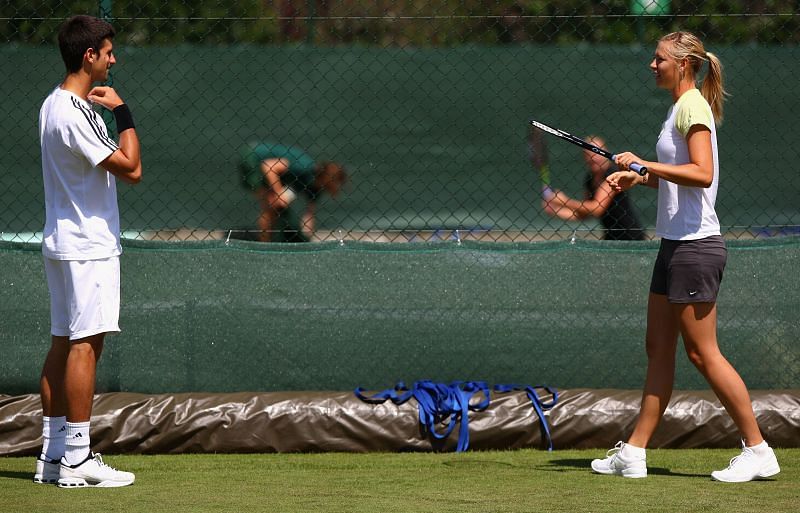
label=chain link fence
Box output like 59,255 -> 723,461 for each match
1,2 -> 799,393
2,1 -> 799,243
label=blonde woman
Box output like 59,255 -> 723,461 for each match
592,31 -> 780,482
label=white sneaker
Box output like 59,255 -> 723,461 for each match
711,441 -> 780,483
33,456 -> 60,484
591,441 -> 648,478
58,453 -> 135,488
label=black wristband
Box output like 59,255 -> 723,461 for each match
113,104 -> 135,133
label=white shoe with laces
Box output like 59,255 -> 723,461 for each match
58,453 -> 135,488
591,441 -> 647,478
711,440 -> 780,483
33,456 -> 61,484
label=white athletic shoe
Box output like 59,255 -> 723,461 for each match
591,441 -> 648,478
33,456 -> 60,484
58,453 -> 135,488
711,441 -> 780,483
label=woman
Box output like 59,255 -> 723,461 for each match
592,31 -> 780,482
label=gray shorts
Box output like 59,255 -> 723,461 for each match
650,235 -> 727,303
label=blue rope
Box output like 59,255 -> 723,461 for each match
355,381 -> 557,452
493,384 -> 559,451
355,380 -> 490,452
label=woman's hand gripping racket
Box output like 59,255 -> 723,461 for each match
529,119 -> 648,176
528,124 -> 555,200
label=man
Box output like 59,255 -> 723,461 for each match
495,3 -> 528,44
239,141 -> 347,242
35,15 -> 141,488
540,135 -> 646,241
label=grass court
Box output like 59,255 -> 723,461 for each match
2,448 -> 798,513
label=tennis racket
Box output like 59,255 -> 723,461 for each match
528,125 -> 554,200
529,119 -> 647,175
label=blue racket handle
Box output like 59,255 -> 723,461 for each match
611,154 -> 648,176
630,162 -> 648,175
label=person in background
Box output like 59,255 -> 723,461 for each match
238,141 -> 347,242
495,3 -> 528,44
539,134 -> 646,241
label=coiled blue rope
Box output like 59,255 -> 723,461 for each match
355,381 -> 557,452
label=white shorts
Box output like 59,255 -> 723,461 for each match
44,256 -> 121,340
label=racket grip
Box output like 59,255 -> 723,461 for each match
630,162 -> 648,176
611,154 -> 648,176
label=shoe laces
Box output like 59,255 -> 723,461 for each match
605,441 -> 625,460
724,446 -> 756,470
91,453 -> 119,471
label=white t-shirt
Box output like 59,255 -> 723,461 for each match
39,87 -> 121,260
654,88 -> 721,240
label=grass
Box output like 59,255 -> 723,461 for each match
1,449 -> 798,513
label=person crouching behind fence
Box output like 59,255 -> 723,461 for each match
238,141 -> 347,242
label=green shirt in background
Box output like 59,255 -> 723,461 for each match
239,141 -> 319,200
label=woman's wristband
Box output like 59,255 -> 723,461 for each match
113,104 -> 135,133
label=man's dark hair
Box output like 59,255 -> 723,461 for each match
58,15 -> 116,73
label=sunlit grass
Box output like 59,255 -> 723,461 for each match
1,449 -> 797,513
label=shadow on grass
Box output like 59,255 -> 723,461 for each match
441,459 -> 519,469
0,470 -> 33,481
540,458 -> 709,479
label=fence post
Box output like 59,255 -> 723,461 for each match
98,0 -> 115,130
306,0 -> 316,45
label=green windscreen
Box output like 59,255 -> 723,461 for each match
2,237 -> 797,394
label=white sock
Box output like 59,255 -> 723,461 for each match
622,442 -> 646,459
41,416 -> 67,462
747,440 -> 770,455
64,421 -> 91,466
